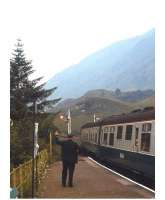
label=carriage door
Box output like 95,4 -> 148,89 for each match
135,127 -> 139,151
109,133 -> 114,146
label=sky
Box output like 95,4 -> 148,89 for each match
8,0 -> 155,82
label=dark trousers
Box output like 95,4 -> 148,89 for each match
62,161 -> 75,186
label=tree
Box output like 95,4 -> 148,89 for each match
10,39 -> 60,121
10,39 -> 61,167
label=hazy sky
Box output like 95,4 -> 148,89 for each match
9,0 -> 155,82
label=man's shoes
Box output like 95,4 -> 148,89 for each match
68,183 -> 73,187
62,184 -> 66,187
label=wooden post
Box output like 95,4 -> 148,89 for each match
49,132 -> 52,163
36,155 -> 38,192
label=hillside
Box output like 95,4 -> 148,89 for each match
52,96 -> 132,116
51,89 -> 154,112
79,89 -> 154,102
133,95 -> 155,109
50,89 -> 154,134
46,29 -> 155,100
52,97 -> 133,134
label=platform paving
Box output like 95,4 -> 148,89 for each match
37,157 -> 155,198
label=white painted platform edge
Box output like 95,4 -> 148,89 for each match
88,156 -> 155,194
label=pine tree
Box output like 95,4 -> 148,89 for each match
10,39 -> 61,167
10,39 -> 60,120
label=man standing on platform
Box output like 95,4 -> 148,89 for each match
54,132 -> 79,187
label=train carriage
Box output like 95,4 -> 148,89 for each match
80,108 -> 155,180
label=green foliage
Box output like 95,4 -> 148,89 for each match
10,39 -> 61,168
10,119 -> 33,168
37,114 -> 63,161
38,113 -> 60,139
10,39 -> 61,120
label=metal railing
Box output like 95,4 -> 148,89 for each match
10,149 -> 49,198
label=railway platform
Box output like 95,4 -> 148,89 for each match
37,156 -> 155,198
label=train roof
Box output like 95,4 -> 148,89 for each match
81,121 -> 101,129
81,108 -> 155,129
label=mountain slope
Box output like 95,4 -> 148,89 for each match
133,95 -> 155,108
46,29 -> 155,100
50,90 -> 154,134
52,95 -> 133,115
51,88 -> 154,113
79,89 -> 154,103
51,96 -> 133,134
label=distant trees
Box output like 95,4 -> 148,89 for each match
10,39 -> 60,168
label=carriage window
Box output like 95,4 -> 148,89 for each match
104,127 -> 108,132
101,130 -> 103,143
92,133 -> 94,141
103,133 -> 108,145
141,133 -> 150,152
95,133 -> 98,143
93,133 -> 95,142
89,133 -> 91,141
125,125 -> 133,140
110,126 -> 115,132
91,133 -> 94,141
109,133 -> 114,145
117,126 -> 123,139
142,123 -> 152,132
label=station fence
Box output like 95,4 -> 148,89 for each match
10,149 -> 49,198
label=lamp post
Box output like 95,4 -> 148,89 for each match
49,131 -> 52,163
94,113 -> 96,122
60,109 -> 71,135
93,113 -> 100,122
35,123 -> 39,192
67,109 -> 71,135
32,100 -> 39,198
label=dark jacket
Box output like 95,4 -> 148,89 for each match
55,136 -> 79,163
